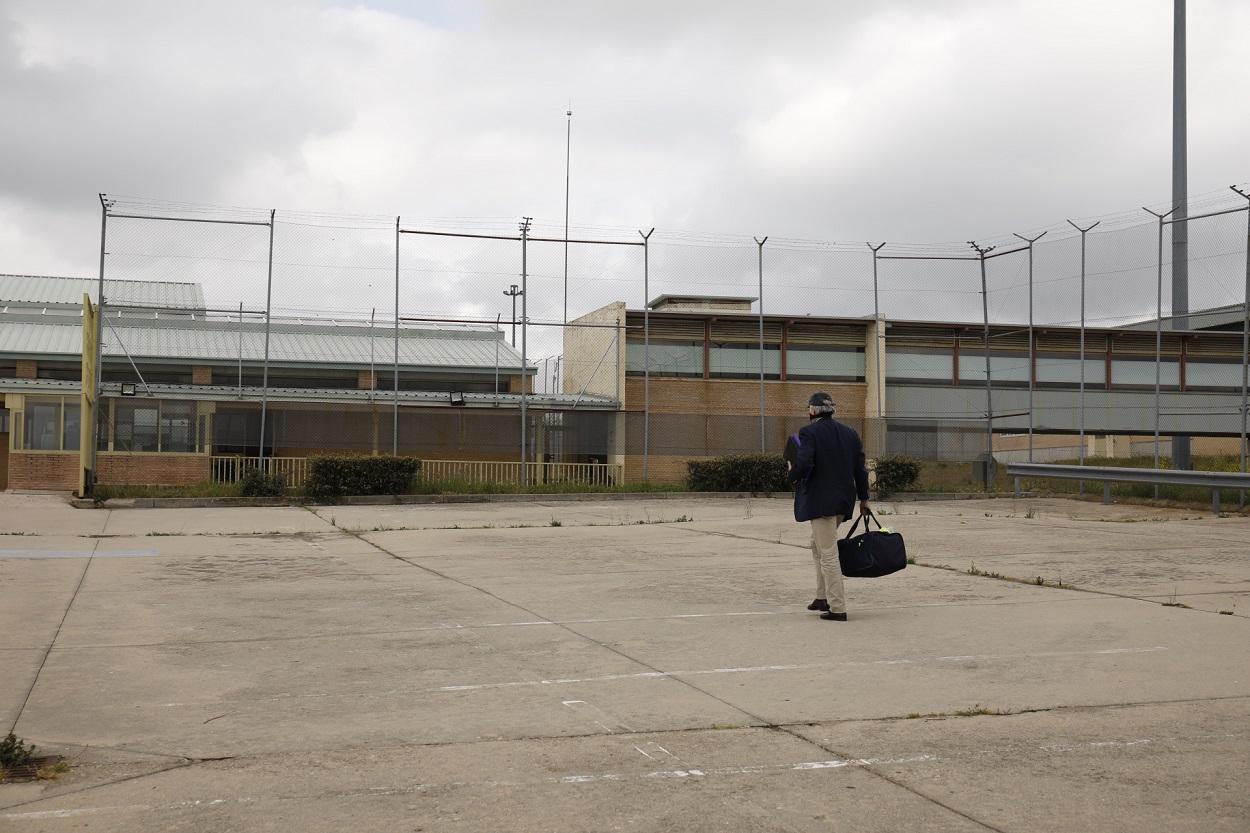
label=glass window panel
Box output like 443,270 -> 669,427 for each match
1186,361 -> 1241,389
1112,358 -> 1178,387
23,400 -> 61,450
886,350 -> 952,382
62,404 -> 80,451
626,341 -> 703,377
116,401 -> 159,452
958,352 -> 1030,383
160,401 -> 196,452
787,347 -> 865,380
1036,355 -> 1107,386
709,343 -> 780,379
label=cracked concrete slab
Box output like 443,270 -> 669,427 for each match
1,492 -> 1248,831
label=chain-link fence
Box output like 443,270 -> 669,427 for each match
64,185 -> 1249,492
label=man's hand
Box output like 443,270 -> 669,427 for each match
859,500 -> 871,516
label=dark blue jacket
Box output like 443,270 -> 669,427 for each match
786,416 -> 870,522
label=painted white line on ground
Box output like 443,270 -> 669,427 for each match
150,645 -> 1169,707
435,646 -> 1169,693
5,732 -> 1234,823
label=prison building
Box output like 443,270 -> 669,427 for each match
0,274 -> 618,491
564,295 -> 1248,484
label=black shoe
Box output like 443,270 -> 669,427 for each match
807,598 -> 829,611
820,611 -> 848,622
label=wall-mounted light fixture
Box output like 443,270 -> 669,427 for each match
120,383 -> 137,396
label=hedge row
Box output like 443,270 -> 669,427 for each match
304,456 -> 420,498
686,454 -> 790,493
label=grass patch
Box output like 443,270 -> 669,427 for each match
36,761 -> 70,780
93,480 -> 245,501
709,723 -> 743,730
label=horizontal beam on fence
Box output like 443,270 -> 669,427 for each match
108,213 -> 273,227
1162,204 -> 1249,224
399,228 -> 643,246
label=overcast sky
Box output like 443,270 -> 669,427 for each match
2,0 -> 1248,361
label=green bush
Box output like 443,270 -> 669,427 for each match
873,454 -> 921,496
239,468 -> 286,497
304,455 -> 420,498
686,454 -> 790,493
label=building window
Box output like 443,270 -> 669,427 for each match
1185,360 -> 1242,391
625,340 -> 703,377
17,397 -> 79,451
1036,354 -> 1107,388
958,350 -> 1030,387
160,401 -> 196,452
708,343 -> 780,379
786,346 -> 865,381
113,400 -> 202,453
23,400 -> 63,450
1110,357 -> 1179,389
886,349 -> 953,384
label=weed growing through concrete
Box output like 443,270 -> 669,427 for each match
36,761 -> 70,780
904,705 -> 1003,719
1024,507 -> 1036,519
710,723 -> 743,730
550,519 -> 562,527
1162,586 -> 1192,608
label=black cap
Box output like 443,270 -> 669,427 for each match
808,392 -> 834,408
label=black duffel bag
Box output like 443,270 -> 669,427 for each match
837,511 -> 907,578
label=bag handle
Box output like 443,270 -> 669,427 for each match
841,508 -> 879,539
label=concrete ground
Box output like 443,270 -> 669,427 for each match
1,493 -> 1247,832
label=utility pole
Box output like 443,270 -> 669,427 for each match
1172,0 -> 1192,470
503,284 -> 523,348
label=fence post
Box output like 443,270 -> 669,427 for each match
520,217 -> 532,485
969,241 -> 996,490
640,228 -> 654,481
393,216 -> 400,455
755,236 -> 768,453
87,194 -> 111,497
259,209 -> 275,462
1231,186 -> 1250,508
1013,231 -> 1047,463
1067,219 -> 1100,495
1143,206 -> 1178,498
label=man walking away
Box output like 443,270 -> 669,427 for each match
787,392 -> 870,622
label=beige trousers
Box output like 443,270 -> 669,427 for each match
810,515 -> 846,614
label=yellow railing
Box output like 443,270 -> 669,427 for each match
210,456 -> 621,490
418,459 -> 623,487
210,456 -> 310,489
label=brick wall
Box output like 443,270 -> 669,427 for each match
191,366 -> 213,385
7,452 -> 79,490
357,370 -> 376,390
98,453 -> 210,486
16,360 -> 37,379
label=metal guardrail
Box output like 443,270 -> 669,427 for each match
1007,462 -> 1250,513
210,456 -> 623,490
418,459 -> 623,487
211,456 -> 310,489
